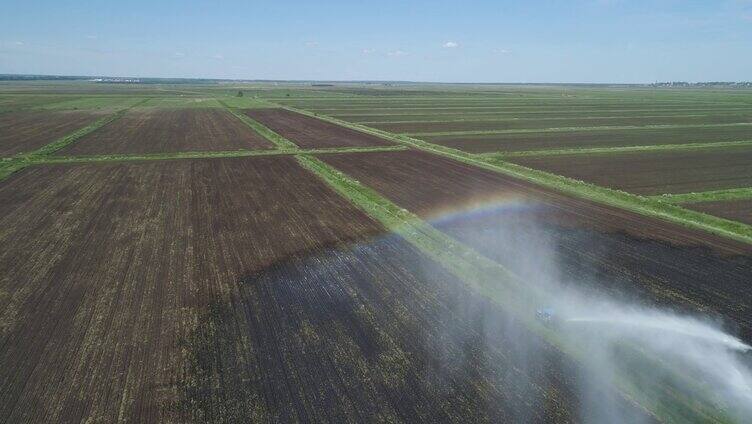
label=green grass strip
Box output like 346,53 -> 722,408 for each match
32,146 -> 407,165
219,101 -> 299,149
0,160 -> 26,181
297,154 -> 734,423
279,104 -> 752,246
651,188 -> 752,204
406,122 -> 752,137
479,140 -> 752,158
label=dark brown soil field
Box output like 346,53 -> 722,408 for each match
0,156 -> 646,423
244,108 -> 392,148
509,147 -> 752,195
423,125 -> 752,153
320,150 -> 752,345
0,111 -> 97,156
59,108 -> 273,155
685,199 -> 752,225
369,115 -> 752,133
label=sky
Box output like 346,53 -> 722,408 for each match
1,0 -> 751,83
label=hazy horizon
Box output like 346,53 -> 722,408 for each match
4,73 -> 752,85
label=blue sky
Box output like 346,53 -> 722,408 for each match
1,0 -> 751,83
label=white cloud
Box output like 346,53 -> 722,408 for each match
13,41 -> 24,46
86,35 -> 98,40
173,52 -> 186,58
305,41 -> 319,47
387,50 -> 408,57
212,54 -> 224,60
362,48 -> 376,54
494,48 -> 511,54
443,41 -> 459,48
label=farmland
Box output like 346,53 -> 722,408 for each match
507,146 -> 752,195
365,113 -> 752,134
319,150 -> 752,339
244,108 -> 393,148
0,157 -> 376,422
0,156 -> 649,423
59,108 -> 274,155
417,125 -> 752,153
2,82 -> 752,422
0,111 -> 98,155
686,199 -> 752,225
327,108 -> 752,123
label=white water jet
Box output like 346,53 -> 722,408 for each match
537,267 -> 752,421
565,313 -> 751,352
428,202 -> 752,422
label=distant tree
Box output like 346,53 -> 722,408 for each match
285,93 -> 290,97
236,90 -> 244,97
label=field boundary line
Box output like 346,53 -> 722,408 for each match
29,146 -> 408,165
0,161 -> 27,181
0,98 -> 150,182
405,121 -> 752,137
478,139 -> 752,158
296,153 -> 732,423
276,104 -> 752,245
219,101 -> 300,149
650,188 -> 752,204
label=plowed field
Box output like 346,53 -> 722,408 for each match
58,108 -> 273,155
320,150 -> 752,344
244,108 -> 392,148
509,147 -> 752,195
0,111 -> 97,156
686,199 -> 752,225
422,125 -> 752,153
0,156 -> 646,423
0,157 -> 378,422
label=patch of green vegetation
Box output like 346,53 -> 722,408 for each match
218,96 -> 274,109
38,96 -> 147,112
220,102 -> 299,149
0,95 -> 82,113
279,104 -> 752,246
138,97 -> 223,109
651,187 -> 752,204
296,154 -> 735,423
480,139 -> 752,158
0,160 -> 26,181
